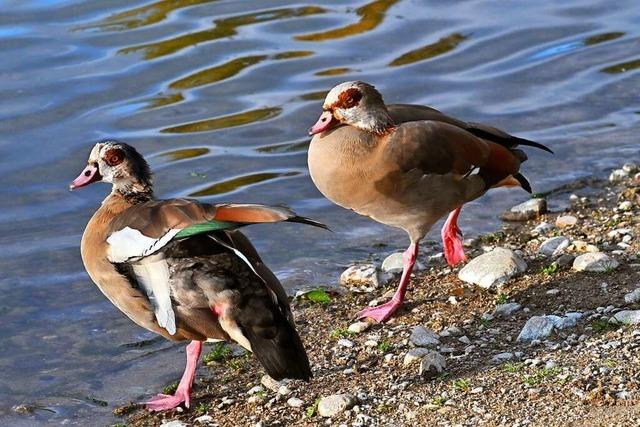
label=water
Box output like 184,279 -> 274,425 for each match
0,0 -> 638,424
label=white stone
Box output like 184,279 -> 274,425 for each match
533,222 -> 555,234
348,321 -> 371,334
318,394 -> 356,417
517,316 -> 555,342
287,397 -> 304,408
195,415 -> 213,424
501,198 -> 547,221
458,248 -> 527,289
381,252 -> 425,274
403,347 -> 431,366
409,326 -> 440,347
337,339 -> 355,348
491,352 -> 514,363
260,374 -> 282,392
418,351 -> 447,378
573,253 -> 619,272
555,215 -> 578,228
494,302 -> 522,317
609,169 -> 629,182
613,310 -> 640,324
340,264 -> 391,290
618,201 -> 633,211
161,421 -> 187,427
624,289 -> 640,304
539,236 -> 570,257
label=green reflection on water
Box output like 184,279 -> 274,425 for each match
389,33 -> 467,67
601,58 -> 640,74
255,140 -> 310,154
189,171 -> 301,196
147,92 -> 185,109
161,107 -> 282,133
315,67 -> 352,76
159,147 -> 210,161
298,90 -> 328,101
584,32 -> 624,46
78,0 -> 219,31
170,51 -> 313,90
121,6 -> 325,59
295,0 -> 398,42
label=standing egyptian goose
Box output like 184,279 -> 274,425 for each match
71,141 -> 325,411
308,81 -> 552,322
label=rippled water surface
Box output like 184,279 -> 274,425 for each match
1,0 -> 639,424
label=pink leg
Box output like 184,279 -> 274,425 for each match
441,206 -> 466,266
357,243 -> 418,323
146,340 -> 203,411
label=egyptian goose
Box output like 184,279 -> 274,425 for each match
308,81 -> 552,322
71,141 -> 325,411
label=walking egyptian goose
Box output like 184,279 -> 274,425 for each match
307,81 -> 552,322
71,141 -> 325,411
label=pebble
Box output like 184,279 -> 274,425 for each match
409,326 -> 440,347
538,236 -> 570,257
618,201 -> 633,211
546,289 -> 560,295
458,335 -> 471,345
381,252 -> 425,274
161,421 -> 187,427
624,288 -> 640,304
247,385 -> 264,395
418,351 -> 447,378
557,254 -> 575,267
533,222 -> 555,234
494,302 -> 522,317
609,168 -> 629,182
492,352 -> 514,363
501,198 -> 547,221
260,375 -> 283,392
555,215 -> 578,228
572,253 -> 619,272
364,340 -> 378,347
338,339 -> 355,348
517,316 -> 555,342
348,321 -> 372,334
287,397 -> 304,408
318,394 -> 357,417
194,415 -> 213,424
340,264 -> 391,291
545,360 -> 557,369
446,326 -> 463,336
613,310 -> 640,324
458,247 -> 527,289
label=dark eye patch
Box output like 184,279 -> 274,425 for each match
329,87 -> 363,110
104,148 -> 124,166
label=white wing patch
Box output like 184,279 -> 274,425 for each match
107,227 -> 181,263
132,254 -> 176,335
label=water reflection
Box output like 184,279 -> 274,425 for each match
315,67 -> 353,76
389,33 -> 468,67
255,139 -> 309,154
188,171 -> 302,196
121,6 -> 325,59
601,57 -> 640,73
161,107 -> 282,133
295,0 -> 398,41
156,147 -> 210,162
79,0 -> 219,32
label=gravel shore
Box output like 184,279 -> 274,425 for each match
117,164 -> 640,427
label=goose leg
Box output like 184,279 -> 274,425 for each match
146,340 -> 203,411
441,206 -> 466,266
357,243 -> 418,322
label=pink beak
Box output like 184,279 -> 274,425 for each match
309,110 -> 338,135
69,164 -> 101,190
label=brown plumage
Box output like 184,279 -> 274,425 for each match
308,81 -> 551,322
73,140 -> 322,410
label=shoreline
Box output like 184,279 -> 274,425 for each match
115,163 -> 638,426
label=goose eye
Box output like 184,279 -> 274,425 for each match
104,149 -> 124,166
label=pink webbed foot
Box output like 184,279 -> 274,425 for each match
357,299 -> 402,323
145,340 -> 202,411
441,206 -> 467,266
146,388 -> 191,411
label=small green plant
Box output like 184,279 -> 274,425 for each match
195,402 -> 209,414
479,231 -> 505,244
227,358 -> 242,370
503,362 -> 525,373
431,396 -> 447,406
479,317 -> 491,327
603,359 -> 617,369
306,398 -> 320,418
162,381 -> 178,395
203,343 -> 233,364
452,378 -> 471,392
541,263 -> 559,275
303,289 -> 331,305
495,293 -> 508,304
377,340 -> 393,352
330,327 -> 355,339
523,367 -> 561,386
112,424 -> 127,427
591,319 -> 619,333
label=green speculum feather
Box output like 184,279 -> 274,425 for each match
174,221 -> 241,239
